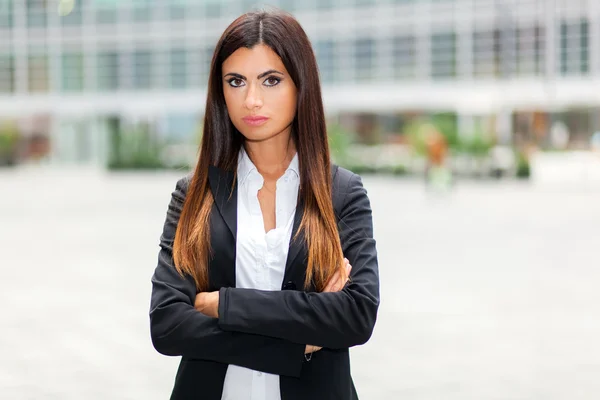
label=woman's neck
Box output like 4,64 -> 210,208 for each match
244,136 -> 296,180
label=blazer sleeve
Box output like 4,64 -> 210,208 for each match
217,173 -> 380,349
149,177 -> 306,378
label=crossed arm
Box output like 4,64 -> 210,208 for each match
149,173 -> 379,378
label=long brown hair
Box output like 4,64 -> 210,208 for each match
173,10 -> 345,292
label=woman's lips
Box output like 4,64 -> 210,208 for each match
242,116 -> 269,126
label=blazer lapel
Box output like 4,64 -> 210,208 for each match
283,198 -> 306,282
208,165 -> 237,241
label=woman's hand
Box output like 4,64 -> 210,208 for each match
194,291 -> 220,318
323,258 -> 352,293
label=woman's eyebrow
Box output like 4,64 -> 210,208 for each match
223,69 -> 284,80
223,72 -> 245,80
257,69 -> 284,79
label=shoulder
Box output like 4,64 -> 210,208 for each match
331,165 -> 367,213
171,172 -> 194,203
175,171 -> 194,191
332,164 -> 354,194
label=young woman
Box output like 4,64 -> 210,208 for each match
150,9 -> 379,400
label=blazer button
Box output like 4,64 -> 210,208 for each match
283,281 -> 296,290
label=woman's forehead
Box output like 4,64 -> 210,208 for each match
222,44 -> 287,75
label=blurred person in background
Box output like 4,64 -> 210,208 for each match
149,10 -> 380,400
424,124 -> 452,191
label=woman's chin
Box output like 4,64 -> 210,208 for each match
239,129 -> 280,143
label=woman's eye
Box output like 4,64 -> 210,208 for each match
264,76 -> 280,87
228,78 -> 244,87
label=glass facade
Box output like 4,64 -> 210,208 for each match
97,52 -> 119,91
515,26 -> 545,77
1,0 -> 598,165
27,52 -> 49,92
132,50 -> 153,90
26,0 -> 47,28
315,40 -> 336,84
559,19 -> 589,75
392,35 -> 416,80
0,55 -> 14,93
431,32 -> 456,79
0,0 -> 13,28
61,53 -> 84,92
0,1 -> 598,95
169,49 -> 188,89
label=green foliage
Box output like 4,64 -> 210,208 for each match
0,121 -> 19,166
404,118 -> 430,156
327,123 -> 352,165
107,125 -> 165,170
430,112 -> 459,148
515,151 -> 530,179
456,132 -> 494,156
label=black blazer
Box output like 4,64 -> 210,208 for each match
150,164 -> 380,400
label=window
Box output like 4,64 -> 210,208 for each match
28,54 -> 49,92
132,0 -> 151,22
316,0 -> 335,10
170,49 -> 187,89
559,19 -> 589,75
133,50 -> 153,89
0,0 -> 13,29
516,25 -> 545,76
0,55 -> 14,93
97,52 -> 119,91
170,0 -> 187,20
206,0 -> 222,18
431,32 -> 456,79
473,30 -> 500,78
96,1 -> 118,24
355,38 -> 375,81
27,0 -> 47,28
278,0 -> 295,12
241,0 -> 259,13
315,40 -> 335,84
197,46 -> 215,88
580,19 -> 589,74
62,53 -> 84,92
392,35 -> 416,79
560,21 -> 568,75
60,0 -> 82,26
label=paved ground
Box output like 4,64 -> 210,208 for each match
1,167 -> 599,400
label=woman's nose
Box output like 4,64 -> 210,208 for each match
244,84 -> 263,110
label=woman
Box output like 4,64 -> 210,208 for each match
150,9 -> 379,400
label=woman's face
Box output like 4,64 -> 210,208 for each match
222,44 -> 297,143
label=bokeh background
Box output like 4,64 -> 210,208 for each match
1,1 -> 599,399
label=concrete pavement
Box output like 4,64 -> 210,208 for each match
1,168 -> 599,400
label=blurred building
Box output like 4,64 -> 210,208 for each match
0,0 -> 600,166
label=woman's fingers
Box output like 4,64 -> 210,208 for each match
324,271 -> 341,293
344,258 -> 352,287
304,345 -> 323,354
323,258 -> 352,292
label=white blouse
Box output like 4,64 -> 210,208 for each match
221,148 -> 300,400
